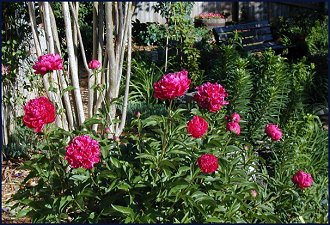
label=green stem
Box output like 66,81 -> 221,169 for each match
158,99 -> 173,164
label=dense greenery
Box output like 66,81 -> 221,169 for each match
10,43 -> 328,223
4,3 -> 328,224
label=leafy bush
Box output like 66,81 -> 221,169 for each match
2,120 -> 41,159
132,19 -> 166,46
128,58 -> 163,105
8,14 -> 328,223
305,17 -> 328,57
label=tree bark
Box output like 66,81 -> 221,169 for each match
62,2 -> 85,125
116,3 -> 133,136
43,2 -> 66,129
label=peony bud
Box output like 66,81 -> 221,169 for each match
292,170 -> 314,189
265,123 -> 282,141
226,121 -> 241,135
88,59 -> 101,70
135,111 -> 141,118
105,127 -> 111,134
250,189 -> 258,198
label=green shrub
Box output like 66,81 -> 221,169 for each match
2,120 -> 41,159
9,20 -> 328,223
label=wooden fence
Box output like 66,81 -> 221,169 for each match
132,1 -> 326,23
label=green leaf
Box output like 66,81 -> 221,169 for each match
70,174 -> 89,182
111,204 -> 134,215
59,196 -> 72,212
226,145 -> 242,153
62,85 -> 75,93
16,208 -> 31,218
135,153 -> 157,162
117,182 -> 131,192
142,115 -> 163,127
205,217 -> 223,223
167,149 -> 190,156
169,183 -> 188,196
79,188 -> 96,198
83,118 -> 103,127
159,159 -> 176,169
110,157 -> 121,168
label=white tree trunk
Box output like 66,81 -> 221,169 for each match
62,2 -> 85,125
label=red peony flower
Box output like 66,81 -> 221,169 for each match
226,121 -> 240,135
88,59 -> 101,70
230,112 -> 241,122
153,70 -> 191,100
265,123 -> 282,141
23,96 -> 56,133
65,135 -> 100,169
32,53 -> 63,75
197,153 -> 218,174
187,115 -> 208,138
292,170 -> 314,189
193,82 -> 228,113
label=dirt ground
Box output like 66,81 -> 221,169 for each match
2,159 -> 31,223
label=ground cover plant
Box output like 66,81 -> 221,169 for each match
2,2 -> 328,224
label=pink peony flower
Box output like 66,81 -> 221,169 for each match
226,121 -> 240,135
250,189 -> 258,198
231,112 -> 241,122
292,170 -> 314,189
104,127 -> 111,134
197,153 -> 218,174
65,135 -> 100,169
265,123 -> 282,141
193,82 -> 228,113
187,115 -> 208,138
88,59 -> 101,70
32,53 -> 63,75
153,70 -> 191,100
23,96 -> 56,133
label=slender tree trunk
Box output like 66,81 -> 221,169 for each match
62,2 -> 85,125
69,2 -> 93,120
43,2 -> 66,129
116,6 -> 133,136
49,3 -> 75,130
95,3 -> 104,109
27,2 -> 42,56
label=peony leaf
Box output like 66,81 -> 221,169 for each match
70,174 -> 89,182
111,204 -> 134,215
205,217 -> 222,223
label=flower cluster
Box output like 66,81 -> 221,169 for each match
226,112 -> 241,135
187,115 -> 208,138
265,123 -> 282,141
292,170 -> 313,189
153,70 -> 191,100
195,12 -> 225,19
32,53 -> 63,75
194,82 -> 229,113
197,154 -> 219,174
23,96 -> 56,133
88,59 -> 101,70
65,135 -> 100,169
